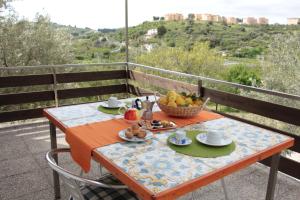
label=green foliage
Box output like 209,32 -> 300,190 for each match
157,25 -> 167,37
234,47 -> 263,58
153,16 -> 159,21
168,41 -> 176,47
263,33 -> 300,94
226,64 -> 261,86
188,14 -> 195,20
0,14 -> 73,67
137,42 -> 224,79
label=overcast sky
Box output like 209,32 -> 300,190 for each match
11,0 -> 300,29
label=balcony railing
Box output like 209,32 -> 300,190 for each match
0,62 -> 299,180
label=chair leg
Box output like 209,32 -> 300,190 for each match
79,170 -> 84,177
99,164 -> 103,176
221,178 -> 230,200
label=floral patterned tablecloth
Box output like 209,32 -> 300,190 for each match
96,118 -> 289,194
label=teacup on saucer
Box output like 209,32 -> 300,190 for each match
108,97 -> 121,107
169,133 -> 192,146
206,130 -> 223,145
175,130 -> 187,144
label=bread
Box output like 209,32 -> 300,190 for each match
137,130 -> 147,138
125,130 -> 134,139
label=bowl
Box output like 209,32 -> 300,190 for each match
157,101 -> 204,118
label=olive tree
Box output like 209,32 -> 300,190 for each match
263,33 -> 300,96
0,4 -> 73,67
259,33 -> 300,133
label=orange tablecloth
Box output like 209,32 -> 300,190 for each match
66,111 -> 222,172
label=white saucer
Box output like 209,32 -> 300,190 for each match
118,129 -> 153,142
102,101 -> 126,109
168,136 -> 192,146
196,133 -> 232,147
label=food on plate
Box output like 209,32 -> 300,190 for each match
125,130 -> 134,139
159,90 -> 203,107
137,130 -> 147,138
160,120 -> 175,128
125,124 -> 147,139
132,124 -> 139,131
138,119 -> 176,130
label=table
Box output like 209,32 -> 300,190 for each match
44,97 -> 294,200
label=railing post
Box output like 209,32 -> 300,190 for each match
198,79 -> 203,97
51,67 -> 59,107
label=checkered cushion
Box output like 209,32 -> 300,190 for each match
81,175 -> 138,200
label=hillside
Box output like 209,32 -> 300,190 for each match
64,20 -> 300,63
117,20 -> 300,58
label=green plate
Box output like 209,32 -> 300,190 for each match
167,130 -> 236,158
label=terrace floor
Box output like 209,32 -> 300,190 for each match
0,121 -> 299,200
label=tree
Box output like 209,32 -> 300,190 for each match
0,14 -> 73,67
188,13 -> 195,21
153,16 -> 159,21
262,33 -> 300,95
157,25 -> 167,37
256,33 -> 300,133
136,42 -> 224,79
226,64 -> 261,87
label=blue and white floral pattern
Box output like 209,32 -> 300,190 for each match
96,118 -> 290,194
46,96 -> 159,127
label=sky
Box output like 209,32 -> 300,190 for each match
11,0 -> 300,29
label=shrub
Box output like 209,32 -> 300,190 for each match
226,64 -> 261,86
157,25 -> 167,37
234,47 -> 262,58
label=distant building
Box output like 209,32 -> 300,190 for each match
145,29 -> 157,39
222,16 -> 227,22
287,18 -> 300,25
201,14 -> 213,21
212,15 -> 223,22
258,17 -> 269,25
243,17 -> 257,25
165,13 -> 184,21
195,14 -> 222,22
144,44 -> 154,52
146,29 -> 157,36
195,14 -> 203,21
226,17 -> 237,24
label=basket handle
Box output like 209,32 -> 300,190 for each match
200,97 -> 210,112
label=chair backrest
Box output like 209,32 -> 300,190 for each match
45,148 -> 128,200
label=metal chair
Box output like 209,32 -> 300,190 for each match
46,148 -> 139,200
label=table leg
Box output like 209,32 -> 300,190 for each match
221,178 -> 230,200
265,153 -> 280,200
50,122 -> 61,199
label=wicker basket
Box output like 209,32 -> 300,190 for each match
157,101 -> 203,118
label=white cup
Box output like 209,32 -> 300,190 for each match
175,130 -> 187,144
206,130 -> 223,144
108,97 -> 120,107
